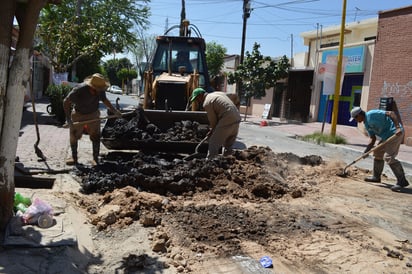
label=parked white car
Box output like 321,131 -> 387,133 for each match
108,85 -> 123,94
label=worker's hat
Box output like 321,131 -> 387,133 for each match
84,73 -> 110,91
349,106 -> 362,122
191,87 -> 205,102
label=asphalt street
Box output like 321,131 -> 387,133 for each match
238,120 -> 412,179
111,92 -> 412,175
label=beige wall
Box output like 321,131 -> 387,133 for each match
221,55 -> 239,94
239,90 -> 274,118
300,18 -> 378,122
302,18 -> 378,68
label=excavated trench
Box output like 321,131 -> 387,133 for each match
65,113 -> 412,273
77,111 -> 324,203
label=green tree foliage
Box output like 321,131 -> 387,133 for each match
117,68 -> 138,81
75,55 -> 102,82
37,0 -> 150,73
206,41 -> 227,79
103,57 -> 134,86
117,67 -> 137,92
228,43 -> 290,102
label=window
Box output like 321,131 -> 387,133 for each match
320,42 -> 339,48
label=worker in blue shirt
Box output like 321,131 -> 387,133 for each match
349,107 -> 409,191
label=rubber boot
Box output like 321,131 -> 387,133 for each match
92,141 -> 100,166
364,159 -> 384,182
389,161 -> 410,191
66,143 -> 78,165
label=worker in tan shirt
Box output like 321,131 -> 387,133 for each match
190,88 -> 241,158
63,73 -> 122,166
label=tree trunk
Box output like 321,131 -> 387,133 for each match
243,97 -> 251,122
0,0 -> 15,233
0,0 -> 47,232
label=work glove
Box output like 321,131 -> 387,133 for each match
362,144 -> 374,159
110,108 -> 122,118
114,109 -> 122,118
364,143 -> 374,154
63,117 -> 73,128
66,117 -> 73,127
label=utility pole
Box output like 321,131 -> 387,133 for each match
240,0 -> 251,65
290,34 -> 294,67
331,0 -> 347,136
180,0 -> 186,36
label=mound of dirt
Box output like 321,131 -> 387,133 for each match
69,146 -> 352,272
65,144 -> 412,273
75,146 -> 323,198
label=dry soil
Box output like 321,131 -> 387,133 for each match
56,146 -> 412,273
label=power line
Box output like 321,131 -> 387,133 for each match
253,0 -> 321,9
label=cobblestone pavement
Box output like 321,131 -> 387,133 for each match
16,98 -> 109,174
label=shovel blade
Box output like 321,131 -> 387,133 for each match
183,152 -> 206,161
337,167 -> 349,177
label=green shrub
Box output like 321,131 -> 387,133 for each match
302,132 -> 347,145
45,84 -> 72,125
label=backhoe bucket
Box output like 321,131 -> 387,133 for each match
144,109 -> 208,131
101,109 -> 209,153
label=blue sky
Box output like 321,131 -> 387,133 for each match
145,0 -> 412,58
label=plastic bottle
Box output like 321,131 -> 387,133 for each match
16,203 -> 28,213
14,193 -> 32,207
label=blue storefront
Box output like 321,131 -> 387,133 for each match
317,45 -> 366,126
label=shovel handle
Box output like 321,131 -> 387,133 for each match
63,115 -> 117,128
183,136 -> 210,160
362,134 -> 397,157
67,110 -> 136,127
345,134 -> 398,169
195,136 -> 209,153
72,115 -> 118,126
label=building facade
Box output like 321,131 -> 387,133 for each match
213,5 -> 412,138
300,5 -> 412,143
11,26 -> 51,101
368,6 -> 412,144
301,17 -> 378,126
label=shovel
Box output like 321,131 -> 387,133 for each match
72,114 -> 118,126
63,110 -> 136,128
338,134 -> 397,177
183,136 -> 209,160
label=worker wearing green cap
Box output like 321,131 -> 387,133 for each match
191,88 -> 241,158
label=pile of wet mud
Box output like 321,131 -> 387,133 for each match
75,146 -> 324,199
102,111 -> 208,143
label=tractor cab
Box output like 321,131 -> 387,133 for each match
142,21 -> 211,111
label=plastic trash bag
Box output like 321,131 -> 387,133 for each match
22,198 -> 53,225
